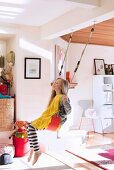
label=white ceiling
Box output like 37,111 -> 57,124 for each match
0,0 -> 97,27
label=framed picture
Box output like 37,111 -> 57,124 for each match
111,64 -> 114,75
94,59 -> 105,75
105,64 -> 113,75
24,58 -> 41,79
104,64 -> 109,75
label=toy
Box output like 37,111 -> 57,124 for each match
9,121 -> 30,157
9,121 -> 28,139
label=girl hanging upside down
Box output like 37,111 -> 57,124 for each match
27,78 -> 71,165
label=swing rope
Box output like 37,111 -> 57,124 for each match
70,23 -> 96,83
59,32 -> 73,76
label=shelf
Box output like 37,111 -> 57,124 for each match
93,75 -> 114,77
103,104 -> 113,105
93,75 -> 114,133
104,117 -> 114,119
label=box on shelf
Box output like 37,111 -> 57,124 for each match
103,91 -> 113,105
103,84 -> 113,91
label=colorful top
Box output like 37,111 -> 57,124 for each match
31,94 -> 62,130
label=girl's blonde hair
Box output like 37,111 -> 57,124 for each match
48,78 -> 69,107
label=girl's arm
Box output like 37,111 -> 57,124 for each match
61,95 -> 71,115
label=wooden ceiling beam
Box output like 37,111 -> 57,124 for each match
61,18 -> 114,47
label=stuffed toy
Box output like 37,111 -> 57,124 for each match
9,121 -> 28,139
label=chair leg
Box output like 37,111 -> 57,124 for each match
57,130 -> 60,139
92,119 -> 95,132
79,117 -> 83,129
100,119 -> 104,135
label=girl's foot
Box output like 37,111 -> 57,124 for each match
32,151 -> 41,166
28,148 -> 34,162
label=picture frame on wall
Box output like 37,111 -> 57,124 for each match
111,64 -> 114,75
105,64 -> 113,75
24,57 -> 41,79
94,59 -> 105,75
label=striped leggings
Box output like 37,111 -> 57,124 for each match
27,124 -> 40,152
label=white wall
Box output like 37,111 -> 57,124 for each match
14,27 -> 53,122
0,29 -> 54,143
2,29 -> 54,141
67,43 -> 114,130
0,40 -> 6,56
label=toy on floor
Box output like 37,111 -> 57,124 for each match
0,153 -> 13,165
0,143 -> 14,165
9,121 -> 28,139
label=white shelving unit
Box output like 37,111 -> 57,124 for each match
93,75 -> 114,133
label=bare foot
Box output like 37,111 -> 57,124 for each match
28,148 -> 34,162
32,151 -> 41,166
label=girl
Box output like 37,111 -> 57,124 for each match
27,78 -> 71,165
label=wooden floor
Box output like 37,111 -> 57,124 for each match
47,132 -> 114,170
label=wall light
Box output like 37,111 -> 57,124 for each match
0,0 -> 30,4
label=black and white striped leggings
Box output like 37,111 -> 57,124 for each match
27,124 -> 40,152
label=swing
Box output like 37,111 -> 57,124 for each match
47,114 -> 61,131
59,22 -> 95,83
48,23 -> 95,131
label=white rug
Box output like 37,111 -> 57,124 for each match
0,153 -> 72,170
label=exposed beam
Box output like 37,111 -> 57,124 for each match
65,0 -> 100,7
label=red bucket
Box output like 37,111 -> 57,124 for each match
13,136 -> 30,157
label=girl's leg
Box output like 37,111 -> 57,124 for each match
32,151 -> 41,165
27,124 -> 41,165
28,148 -> 34,162
27,125 -> 34,162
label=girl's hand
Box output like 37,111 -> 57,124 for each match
62,95 -> 68,104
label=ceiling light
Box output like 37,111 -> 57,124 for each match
0,6 -> 24,13
0,0 -> 29,4
0,11 -> 18,16
0,15 -> 15,19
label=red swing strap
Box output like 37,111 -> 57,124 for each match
47,114 -> 61,131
